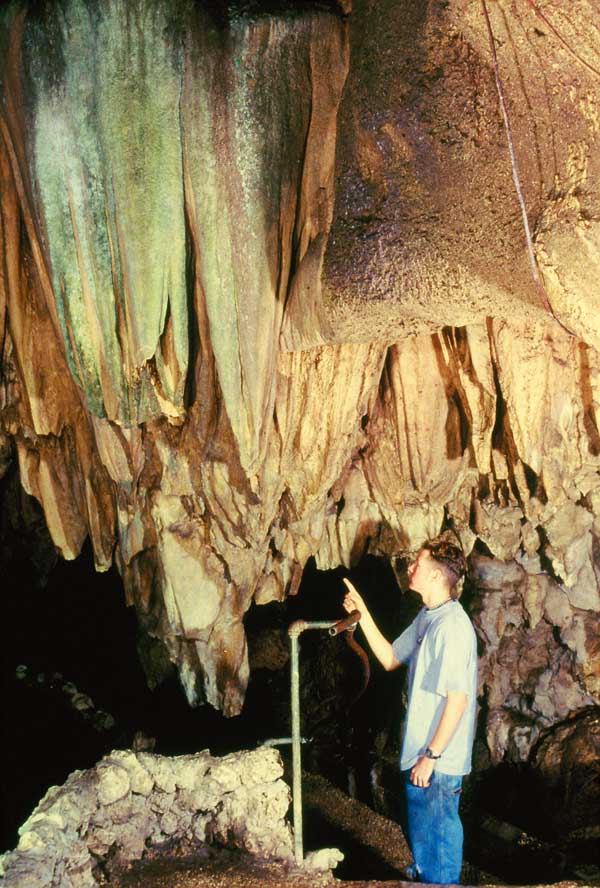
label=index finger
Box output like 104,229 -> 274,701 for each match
343,578 -> 358,595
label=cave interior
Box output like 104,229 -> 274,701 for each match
1,0 -> 600,884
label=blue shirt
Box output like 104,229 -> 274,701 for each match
392,600 -> 477,776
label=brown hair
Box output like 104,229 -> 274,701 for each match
423,538 -> 467,597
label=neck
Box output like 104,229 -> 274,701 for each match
422,587 -> 453,609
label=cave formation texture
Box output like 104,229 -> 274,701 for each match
0,0 -> 599,787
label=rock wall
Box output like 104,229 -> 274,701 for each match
0,0 -> 599,731
471,554 -> 598,764
0,747 -> 292,888
466,552 -> 599,836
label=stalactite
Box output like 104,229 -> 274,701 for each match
0,0 -> 599,727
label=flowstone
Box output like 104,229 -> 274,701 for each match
1,2 -> 599,752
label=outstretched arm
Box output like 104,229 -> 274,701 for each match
342,578 -> 401,672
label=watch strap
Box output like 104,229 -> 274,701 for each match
425,746 -> 441,760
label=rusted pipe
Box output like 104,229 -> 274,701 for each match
329,610 -> 361,636
345,630 -> 371,707
287,610 -> 362,865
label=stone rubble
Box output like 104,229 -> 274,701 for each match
0,747 -> 293,888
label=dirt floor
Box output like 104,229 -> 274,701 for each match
104,773 -> 592,888
107,849 -> 589,888
108,849 -> 588,888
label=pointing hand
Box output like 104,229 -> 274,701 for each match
342,578 -> 365,617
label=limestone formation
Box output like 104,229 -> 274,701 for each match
0,0 -> 599,758
470,553 -> 599,764
530,709 -> 600,833
0,747 -> 293,888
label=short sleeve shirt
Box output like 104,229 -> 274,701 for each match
392,600 -> 477,776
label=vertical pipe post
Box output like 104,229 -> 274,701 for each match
290,631 -> 303,865
287,614 -> 359,866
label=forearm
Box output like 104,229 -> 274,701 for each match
409,692 -> 468,786
355,609 -> 398,671
428,692 -> 468,755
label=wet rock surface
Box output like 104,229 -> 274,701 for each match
529,711 -> 600,835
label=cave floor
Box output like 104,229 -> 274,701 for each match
107,853 -> 586,888
105,773 -> 591,888
108,854 -> 409,888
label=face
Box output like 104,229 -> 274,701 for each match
407,549 -> 437,594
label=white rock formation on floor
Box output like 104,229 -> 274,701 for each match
0,747 -> 293,888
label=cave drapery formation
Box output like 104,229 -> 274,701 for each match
0,0 -> 599,771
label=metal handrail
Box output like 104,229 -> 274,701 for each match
287,610 -> 361,864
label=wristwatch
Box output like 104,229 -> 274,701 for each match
425,747 -> 441,760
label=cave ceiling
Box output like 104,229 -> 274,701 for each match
0,0 -> 599,717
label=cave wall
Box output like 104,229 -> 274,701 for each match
0,0 -> 599,763
324,0 -> 600,347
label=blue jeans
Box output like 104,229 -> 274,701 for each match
403,769 -> 464,884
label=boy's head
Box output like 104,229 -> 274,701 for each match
422,538 -> 467,598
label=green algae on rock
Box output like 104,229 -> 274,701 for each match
25,0 -> 188,424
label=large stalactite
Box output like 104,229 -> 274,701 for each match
1,0 -> 599,794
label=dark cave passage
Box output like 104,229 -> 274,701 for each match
1,534 -> 143,850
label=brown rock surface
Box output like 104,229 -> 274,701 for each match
323,0 -> 600,348
530,710 -> 600,832
0,0 -> 599,736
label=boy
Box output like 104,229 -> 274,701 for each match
343,539 -> 477,884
